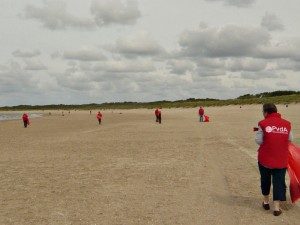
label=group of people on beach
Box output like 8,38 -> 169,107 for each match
153,106 -> 206,124
21,103 -> 297,216
23,106 -> 206,128
95,104 -> 298,216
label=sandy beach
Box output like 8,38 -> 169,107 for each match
1,105 -> 300,225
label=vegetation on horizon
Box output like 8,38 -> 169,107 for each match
1,91 -> 299,111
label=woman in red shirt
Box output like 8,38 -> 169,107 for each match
96,112 -> 102,125
22,113 -> 30,128
255,103 -> 293,216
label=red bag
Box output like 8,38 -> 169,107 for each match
287,143 -> 300,203
204,115 -> 210,122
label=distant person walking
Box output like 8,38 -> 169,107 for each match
255,103 -> 293,216
198,106 -> 204,122
158,110 -> 162,124
155,108 -> 160,122
22,113 -> 30,128
96,112 -> 102,125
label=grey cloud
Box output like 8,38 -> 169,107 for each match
194,58 -> 267,77
24,59 -> 48,71
257,41 -> 300,60
239,71 -> 285,80
54,69 -> 93,91
178,24 -> 300,62
229,81 -> 276,97
53,68 -> 149,100
63,48 -> 106,61
179,77 -> 231,99
205,0 -> 255,7
116,31 -> 165,57
196,58 -> 225,68
92,59 -> 156,73
226,58 -> 267,72
261,13 -> 284,31
179,25 -> 270,58
51,51 -> 61,59
167,60 -> 195,74
12,50 -> 40,58
78,62 -> 94,72
275,81 -> 289,88
275,81 -> 292,91
91,0 -> 141,27
23,0 -> 95,30
0,61 -> 36,94
195,67 -> 226,78
276,59 -> 300,71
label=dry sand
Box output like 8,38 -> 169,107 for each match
1,105 -> 300,225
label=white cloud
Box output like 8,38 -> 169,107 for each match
179,25 -> 270,58
0,61 -> 35,94
178,24 -> 300,62
1,0 -> 300,106
226,58 -> 267,72
167,59 -> 195,74
12,50 -> 40,58
92,59 -> 156,73
275,59 -> 300,71
205,0 -> 255,7
91,0 -> 141,27
63,47 -> 106,61
23,0 -> 95,30
24,59 -> 48,71
196,58 -> 226,69
195,67 -> 226,78
55,70 -> 94,91
115,31 -> 165,57
261,12 -> 284,31
239,70 -> 285,80
257,40 -> 300,60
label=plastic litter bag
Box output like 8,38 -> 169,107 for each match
287,143 -> 300,203
204,115 -> 210,122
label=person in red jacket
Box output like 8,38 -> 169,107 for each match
158,109 -> 162,124
96,112 -> 102,125
22,113 -> 30,128
155,108 -> 159,122
198,106 -> 204,122
255,103 -> 293,216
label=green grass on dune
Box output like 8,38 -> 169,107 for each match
1,93 -> 300,111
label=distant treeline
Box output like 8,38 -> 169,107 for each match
1,91 -> 299,111
237,91 -> 300,99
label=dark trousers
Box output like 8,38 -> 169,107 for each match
258,162 -> 286,201
158,114 -> 161,124
98,119 -> 101,124
23,121 -> 28,128
155,115 -> 159,122
199,115 -> 203,122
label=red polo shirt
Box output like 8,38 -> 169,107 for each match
258,113 -> 291,168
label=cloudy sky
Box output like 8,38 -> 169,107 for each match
1,0 -> 300,106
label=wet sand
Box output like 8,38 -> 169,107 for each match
1,105 -> 300,225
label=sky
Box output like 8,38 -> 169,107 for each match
1,0 -> 300,106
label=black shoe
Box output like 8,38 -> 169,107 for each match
262,202 -> 270,210
273,210 -> 282,216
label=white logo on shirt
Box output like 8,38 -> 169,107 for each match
265,126 -> 273,133
265,126 -> 288,134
